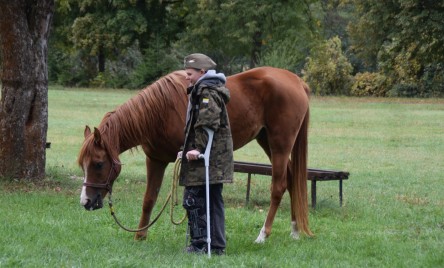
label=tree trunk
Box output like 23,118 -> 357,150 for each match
250,30 -> 262,69
0,0 -> 54,180
98,45 -> 105,73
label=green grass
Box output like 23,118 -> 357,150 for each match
1,88 -> 443,267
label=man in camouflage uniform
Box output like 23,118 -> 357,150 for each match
178,53 -> 233,255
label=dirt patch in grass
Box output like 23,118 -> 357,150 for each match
1,177 -> 80,195
395,194 -> 429,206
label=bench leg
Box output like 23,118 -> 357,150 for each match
311,180 -> 316,209
246,173 -> 251,206
339,179 -> 343,207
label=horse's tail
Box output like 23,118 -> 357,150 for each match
291,104 -> 313,236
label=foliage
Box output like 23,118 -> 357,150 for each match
127,47 -> 180,89
44,0 -> 444,96
49,0 -> 93,86
318,0 -> 366,74
388,64 -> 444,98
394,1 -> 444,66
48,49 -> 95,87
388,83 -> 420,98
351,72 -> 389,97
380,43 -> 444,98
69,0 -> 146,64
89,43 -> 142,89
346,0 -> 399,70
49,0 -> 182,87
174,0 -> 318,73
259,36 -> 310,73
303,36 -> 353,95
346,0 -> 444,97
419,63 -> 444,98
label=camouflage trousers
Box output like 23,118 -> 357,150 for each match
183,184 -> 226,250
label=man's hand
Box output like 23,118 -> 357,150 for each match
186,149 -> 201,161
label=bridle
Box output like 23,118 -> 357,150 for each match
81,158 -> 186,233
82,159 -> 121,193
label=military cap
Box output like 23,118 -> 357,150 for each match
184,53 -> 217,70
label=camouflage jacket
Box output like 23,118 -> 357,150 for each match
179,71 -> 234,186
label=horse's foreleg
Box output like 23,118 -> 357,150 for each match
134,157 -> 168,240
255,157 -> 288,243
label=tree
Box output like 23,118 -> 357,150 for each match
175,0 -> 318,73
347,0 -> 444,97
69,0 -> 178,73
0,0 -> 54,180
346,0 -> 399,71
48,0 -> 183,87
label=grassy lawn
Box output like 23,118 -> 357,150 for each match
1,87 -> 443,267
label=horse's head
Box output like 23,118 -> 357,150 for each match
78,126 -> 121,211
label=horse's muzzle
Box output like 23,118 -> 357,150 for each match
83,194 -> 103,211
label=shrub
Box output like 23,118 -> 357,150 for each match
90,72 -> 107,88
388,83 -> 419,97
127,46 -> 180,89
419,63 -> 444,97
351,72 -> 389,97
303,36 -> 353,96
259,37 -> 308,72
384,63 -> 444,98
48,50 -> 95,87
102,44 -> 143,88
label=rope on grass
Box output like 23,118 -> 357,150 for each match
109,158 -> 186,232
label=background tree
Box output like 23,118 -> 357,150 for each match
346,0 -> 399,71
0,0 -> 55,180
259,0 -> 320,72
44,0 -> 443,96
70,0 -> 148,73
175,0 -> 319,73
347,0 -> 444,97
51,0 -> 183,88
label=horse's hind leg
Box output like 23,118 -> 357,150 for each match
254,132 -> 290,243
134,157 -> 167,240
286,162 -> 300,240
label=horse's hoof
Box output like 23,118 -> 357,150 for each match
254,236 -> 266,243
254,227 -> 267,243
290,231 -> 300,240
290,221 -> 300,240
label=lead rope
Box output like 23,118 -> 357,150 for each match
108,158 -> 187,232
170,158 -> 188,225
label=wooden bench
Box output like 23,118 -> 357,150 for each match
233,161 -> 349,208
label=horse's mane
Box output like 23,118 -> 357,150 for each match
78,71 -> 188,166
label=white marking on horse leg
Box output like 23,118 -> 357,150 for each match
80,166 -> 88,206
290,221 -> 300,240
255,225 -> 267,243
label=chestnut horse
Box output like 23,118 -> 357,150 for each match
78,66 -> 312,243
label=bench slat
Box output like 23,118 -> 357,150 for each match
233,161 -> 349,181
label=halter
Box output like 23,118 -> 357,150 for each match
82,158 -> 186,233
82,159 -> 121,193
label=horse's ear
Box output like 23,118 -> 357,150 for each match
93,127 -> 102,145
84,125 -> 91,138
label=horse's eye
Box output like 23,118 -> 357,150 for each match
94,162 -> 104,170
